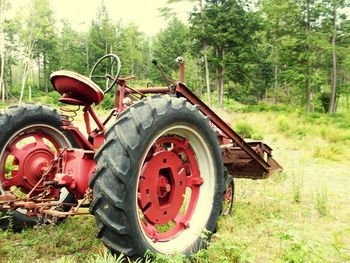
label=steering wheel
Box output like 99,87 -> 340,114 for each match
89,54 -> 121,94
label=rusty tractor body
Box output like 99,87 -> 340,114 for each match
0,54 -> 281,258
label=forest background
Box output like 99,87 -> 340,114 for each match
1,1 -> 350,262
0,0 -> 349,113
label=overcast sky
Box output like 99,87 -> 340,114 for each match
49,0 -> 197,36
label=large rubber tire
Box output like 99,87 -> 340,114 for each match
0,104 -> 77,231
90,95 -> 225,257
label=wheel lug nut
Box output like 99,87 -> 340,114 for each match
165,184 -> 171,192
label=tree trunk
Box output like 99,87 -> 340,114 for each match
0,0 -> 5,103
37,57 -> 41,89
44,52 -> 48,93
20,63 -> 29,102
203,47 -> 211,105
0,54 -> 4,103
273,63 -> 279,104
305,0 -> 312,112
328,3 -> 337,113
29,66 -> 32,101
306,67 -> 312,111
86,38 -> 89,75
197,63 -> 204,95
20,40 -> 34,102
216,48 -> 224,109
219,67 -> 224,108
9,62 -> 13,94
200,0 -> 211,106
219,50 -> 224,108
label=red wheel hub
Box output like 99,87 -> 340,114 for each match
138,136 -> 204,242
157,175 -> 171,198
139,150 -> 187,224
1,132 -> 59,196
225,186 -> 232,202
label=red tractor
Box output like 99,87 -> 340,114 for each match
0,54 -> 281,258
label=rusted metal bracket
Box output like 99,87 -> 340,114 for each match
176,83 -> 271,172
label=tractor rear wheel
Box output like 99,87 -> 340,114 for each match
90,95 -> 225,257
0,104 -> 77,230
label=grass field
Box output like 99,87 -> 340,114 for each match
0,104 -> 349,262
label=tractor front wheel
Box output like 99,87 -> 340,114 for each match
90,95 -> 225,257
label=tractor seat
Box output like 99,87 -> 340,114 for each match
50,70 -> 104,106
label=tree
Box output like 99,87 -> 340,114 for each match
261,0 -> 303,104
32,0 -> 57,93
16,0 -> 58,101
152,17 -> 190,83
191,0 -> 261,108
2,16 -> 20,97
87,1 -> 116,73
57,20 -> 87,74
117,23 -> 148,78
0,0 -> 5,103
0,0 -> 10,102
325,0 -> 348,113
166,0 -> 212,104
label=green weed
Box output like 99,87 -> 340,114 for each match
313,144 -> 343,161
86,249 -> 126,263
282,239 -> 326,262
331,230 -> 350,261
271,171 -> 288,184
205,234 -> 254,262
291,171 -> 303,203
314,184 -> 330,217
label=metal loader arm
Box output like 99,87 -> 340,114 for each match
175,82 -> 282,178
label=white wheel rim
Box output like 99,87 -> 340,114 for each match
136,124 -> 216,254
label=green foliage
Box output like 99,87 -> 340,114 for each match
318,92 -> 331,113
282,239 -> 326,262
201,234 -> 254,262
57,20 -> 87,74
151,17 -> 191,84
234,121 -> 264,140
242,102 -> 296,113
313,144 -> 343,161
276,115 -> 310,139
1,0 -> 349,113
1,109 -> 350,262
0,216 -> 101,261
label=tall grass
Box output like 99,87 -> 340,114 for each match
1,101 -> 350,262
314,184 -> 330,217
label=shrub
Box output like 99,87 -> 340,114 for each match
242,102 -> 296,113
277,115 -> 291,133
318,92 -> 331,113
234,121 -> 264,140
